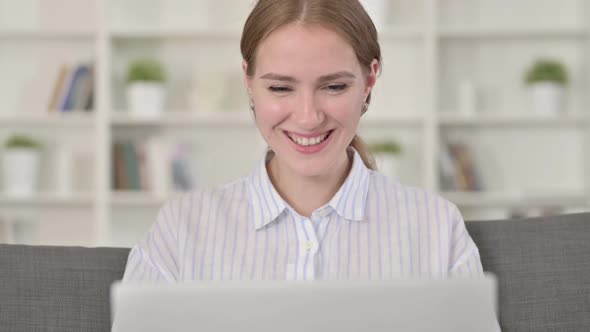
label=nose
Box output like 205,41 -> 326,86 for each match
293,91 -> 324,129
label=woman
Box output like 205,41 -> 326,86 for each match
122,0 -> 484,282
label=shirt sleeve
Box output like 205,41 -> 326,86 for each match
122,198 -> 181,282
447,204 -> 501,331
448,204 -> 484,277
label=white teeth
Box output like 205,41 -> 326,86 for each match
288,132 -> 330,146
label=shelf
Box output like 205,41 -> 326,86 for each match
1,1 -> 589,247
0,29 -> 95,40
441,190 -> 588,208
110,26 -> 423,41
438,113 -> 588,128
111,25 -> 587,41
109,27 -> 241,40
111,191 -> 168,207
361,113 -> 425,127
0,112 -> 95,127
110,111 -> 425,128
110,111 -> 255,127
378,27 -> 423,40
438,25 -> 587,39
0,192 -> 94,207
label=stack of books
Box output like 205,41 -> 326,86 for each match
47,62 -> 94,112
111,138 -> 195,194
439,142 -> 483,191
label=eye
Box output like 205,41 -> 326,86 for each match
325,84 -> 348,92
268,86 -> 292,93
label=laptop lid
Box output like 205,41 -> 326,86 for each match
111,274 -> 498,332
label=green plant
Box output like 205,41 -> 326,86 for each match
126,58 -> 166,84
4,134 -> 40,149
370,141 -> 402,155
525,59 -> 568,85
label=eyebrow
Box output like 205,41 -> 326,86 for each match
259,71 -> 356,83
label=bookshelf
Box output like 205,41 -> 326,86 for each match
438,113 -> 589,127
0,0 -> 589,247
0,192 -> 94,207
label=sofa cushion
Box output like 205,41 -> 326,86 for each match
466,212 -> 590,331
1,213 -> 589,331
0,244 -> 129,332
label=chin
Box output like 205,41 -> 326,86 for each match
282,152 -> 342,179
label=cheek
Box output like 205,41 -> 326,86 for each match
324,97 -> 362,125
254,98 -> 289,131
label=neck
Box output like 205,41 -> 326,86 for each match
267,150 -> 352,218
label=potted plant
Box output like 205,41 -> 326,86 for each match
370,140 -> 402,179
2,134 -> 41,197
126,58 -> 167,118
524,58 -> 568,116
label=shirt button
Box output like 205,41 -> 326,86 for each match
304,240 -> 316,251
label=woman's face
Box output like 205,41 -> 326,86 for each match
244,23 -> 378,178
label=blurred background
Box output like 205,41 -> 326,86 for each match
0,0 -> 589,247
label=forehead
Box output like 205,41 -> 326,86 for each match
255,23 -> 361,77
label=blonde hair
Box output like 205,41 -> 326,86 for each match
241,0 -> 380,170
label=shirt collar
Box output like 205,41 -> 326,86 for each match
246,147 -> 371,230
326,147 -> 371,222
247,150 -> 287,230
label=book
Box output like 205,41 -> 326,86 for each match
145,137 -> 170,196
439,143 -> 458,191
61,64 -> 93,112
170,143 -> 194,191
112,142 -> 127,190
47,62 -> 95,113
111,138 -> 196,194
72,64 -> 94,111
441,142 -> 483,191
123,141 -> 141,191
136,143 -> 150,191
47,64 -> 70,112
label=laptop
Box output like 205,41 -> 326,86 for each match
111,274 -> 498,332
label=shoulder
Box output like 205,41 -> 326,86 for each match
367,170 -> 460,223
157,177 -> 251,224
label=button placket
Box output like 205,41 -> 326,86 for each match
301,218 -> 319,280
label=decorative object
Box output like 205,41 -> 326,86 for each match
370,140 -> 402,179
126,58 -> 167,118
524,58 -> 568,116
2,135 -> 41,197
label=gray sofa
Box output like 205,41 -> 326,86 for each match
1,213 -> 589,331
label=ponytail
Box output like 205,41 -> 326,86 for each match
350,135 -> 377,170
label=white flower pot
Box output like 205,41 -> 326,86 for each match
126,82 -> 165,118
528,82 -> 565,116
2,149 -> 40,197
360,0 -> 388,30
375,153 -> 399,179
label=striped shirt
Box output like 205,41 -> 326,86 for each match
122,148 -> 484,282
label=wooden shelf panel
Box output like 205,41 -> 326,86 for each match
441,190 -> 588,208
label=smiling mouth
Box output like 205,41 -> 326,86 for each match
284,130 -> 334,147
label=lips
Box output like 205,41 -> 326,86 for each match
285,130 -> 333,146
283,130 -> 335,154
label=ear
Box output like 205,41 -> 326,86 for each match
364,59 -> 379,99
242,60 -> 252,94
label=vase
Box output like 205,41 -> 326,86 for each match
2,149 -> 40,197
528,82 -> 565,116
127,82 -> 165,118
